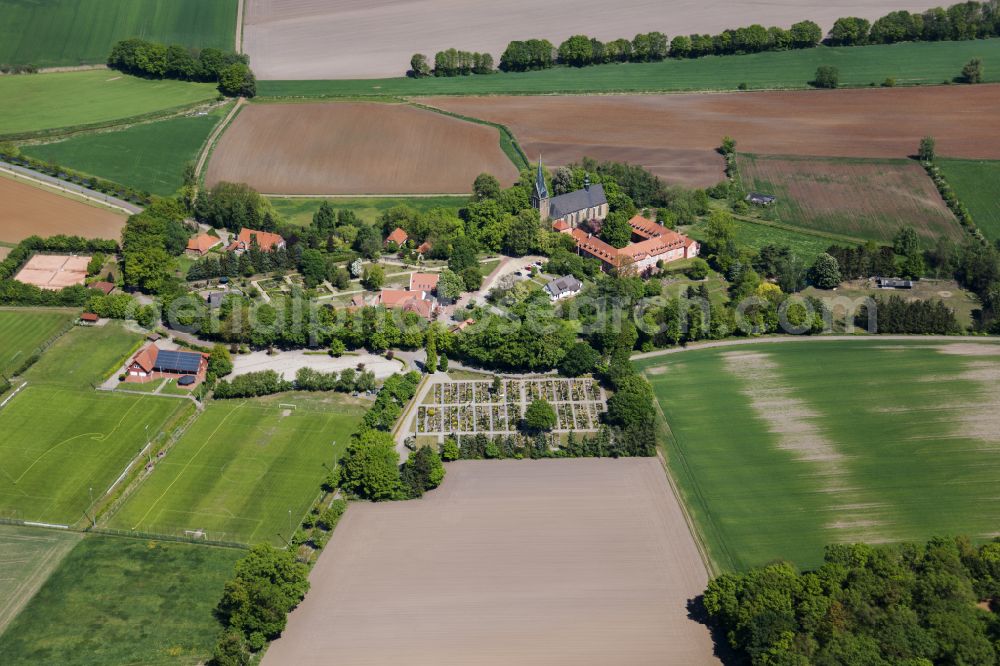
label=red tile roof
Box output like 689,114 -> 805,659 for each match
385,227 -> 409,246
552,219 -> 570,232
88,281 -> 115,295
417,241 -> 432,254
377,289 -> 436,318
186,233 -> 222,255
80,312 -> 100,322
231,229 -> 285,252
130,344 -> 159,373
409,272 -> 439,292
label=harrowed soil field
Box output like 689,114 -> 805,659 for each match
0,309 -> 76,378
0,535 -> 241,665
418,84 -> 1000,188
244,0 -> 921,80
0,174 -> 126,244
737,154 -> 961,245
206,102 -> 519,195
936,158 -> 1000,242
0,525 -> 80,636
637,340 -> 1000,572
0,0 -> 237,69
264,459 -> 718,665
109,392 -> 367,545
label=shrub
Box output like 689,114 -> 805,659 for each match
812,65 -> 840,88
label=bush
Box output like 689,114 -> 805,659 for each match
401,445 -> 445,498
812,65 -> 840,88
686,257 -> 710,280
316,499 -> 348,530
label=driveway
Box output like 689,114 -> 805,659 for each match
230,349 -> 403,381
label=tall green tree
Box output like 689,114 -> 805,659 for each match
339,430 -> 402,501
524,398 -> 557,432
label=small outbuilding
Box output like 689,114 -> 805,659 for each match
79,312 -> 100,325
745,192 -> 777,206
876,277 -> 914,289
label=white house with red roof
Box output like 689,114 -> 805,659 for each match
227,229 -> 286,254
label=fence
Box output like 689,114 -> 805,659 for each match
86,527 -> 249,550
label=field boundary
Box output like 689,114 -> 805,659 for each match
410,102 -> 529,170
194,97 -> 245,187
0,164 -> 139,215
731,212 -> 867,246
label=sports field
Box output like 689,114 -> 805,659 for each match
23,104 -> 232,196
637,339 -> 1000,571
269,195 -> 468,226
0,0 -> 237,68
22,322 -> 144,389
737,154 -> 961,245
0,525 -> 80,635
937,158 -> 1000,242
0,70 -> 218,138
109,392 -> 366,544
0,309 -> 76,378
258,38 -> 1000,96
0,534 -> 241,665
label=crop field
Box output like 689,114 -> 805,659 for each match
417,84 -> 1000,187
264,459 -> 718,665
269,195 -> 468,226
0,535 -> 241,665
0,70 -> 218,138
258,38 -> 1000,95
637,340 -> 1000,571
0,0 -> 237,68
737,154 -> 960,245
0,309 -> 76,378
0,173 -> 126,244
206,102 -> 519,195
108,393 -> 366,544
937,158 -> 1000,242
0,526 -> 80,635
23,104 -> 232,196
247,0 -> 928,80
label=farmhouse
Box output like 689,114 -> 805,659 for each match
572,215 -> 699,274
746,192 -> 777,206
532,159 -> 608,226
409,272 -> 439,293
545,275 -> 583,301
376,288 -> 438,319
227,229 -> 286,254
385,227 -> 409,247
125,344 -> 208,384
186,233 -> 222,256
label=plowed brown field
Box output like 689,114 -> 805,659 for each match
418,85 -> 1000,187
0,174 -> 126,244
263,459 -> 719,666
205,102 -> 519,195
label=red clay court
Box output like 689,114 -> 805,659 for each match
15,254 -> 89,290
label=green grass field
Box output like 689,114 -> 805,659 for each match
0,309 -> 76,378
109,392 -> 367,544
259,39 -> 1000,98
0,70 -> 218,138
0,534 -> 240,665
23,322 -> 144,389
686,216 -> 843,264
637,340 -> 1000,572
269,195 -> 468,226
0,0 -> 236,68
737,153 -> 963,246
937,158 -> 1000,242
23,104 -> 232,195
0,526 -> 80,635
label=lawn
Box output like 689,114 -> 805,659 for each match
258,39 -> 1000,98
0,534 -> 241,665
686,216 -> 843,265
23,322 -> 144,389
737,154 -> 962,245
0,0 -> 236,69
637,340 -> 1000,571
108,392 -> 367,544
0,525 -> 80,635
937,158 -> 1000,242
0,308 -> 76,378
269,195 -> 468,226
0,70 -> 218,138
23,103 -> 233,196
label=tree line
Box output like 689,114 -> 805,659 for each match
212,366 -> 377,399
704,536 -> 1000,665
107,38 -> 256,97
409,50 -> 494,77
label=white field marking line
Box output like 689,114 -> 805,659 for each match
0,165 -> 134,215
0,382 -> 27,409
23,522 -> 68,529
104,439 -> 153,496
130,401 -> 246,530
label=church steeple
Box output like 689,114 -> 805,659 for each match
534,156 -> 548,200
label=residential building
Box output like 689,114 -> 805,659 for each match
376,288 -> 437,319
570,215 -> 699,274
545,275 -> 583,301
409,272 -> 439,293
186,233 -> 223,256
227,229 -> 286,254
385,227 -> 409,247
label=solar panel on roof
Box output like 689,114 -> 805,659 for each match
153,350 -> 202,374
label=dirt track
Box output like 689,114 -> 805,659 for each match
419,85 -> 1000,187
205,102 -> 519,195
0,174 -> 125,244
263,459 -> 719,665
244,0 -> 919,80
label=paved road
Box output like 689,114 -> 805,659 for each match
0,160 -> 142,215
631,334 -> 1000,361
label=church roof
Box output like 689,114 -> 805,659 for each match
549,183 -> 606,221
534,157 -> 548,200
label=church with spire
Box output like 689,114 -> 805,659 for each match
531,157 -> 608,229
